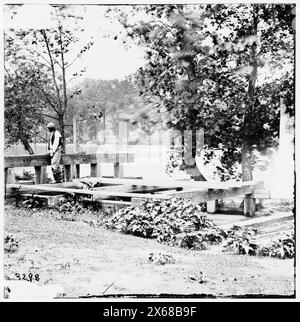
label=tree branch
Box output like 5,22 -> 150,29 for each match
32,79 -> 60,115
40,29 -> 62,112
58,25 -> 68,114
28,130 -> 48,143
34,112 -> 59,120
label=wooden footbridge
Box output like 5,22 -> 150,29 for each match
4,153 -> 269,216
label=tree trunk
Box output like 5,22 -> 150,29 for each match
58,114 -> 65,154
242,5 -> 259,182
180,129 -> 207,181
176,6 -> 206,181
241,143 -> 253,181
21,138 -> 34,155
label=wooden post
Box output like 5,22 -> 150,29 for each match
5,168 -> 15,196
114,163 -> 124,178
64,164 -> 72,182
244,193 -> 256,216
75,164 -> 80,179
41,166 -> 47,183
34,166 -> 42,184
34,166 -> 47,184
91,163 -> 101,177
207,200 -> 217,213
207,188 -> 217,213
5,168 -> 15,185
70,165 -> 76,180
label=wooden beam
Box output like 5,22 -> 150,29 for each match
34,166 -> 47,185
64,164 -> 72,182
165,185 -> 255,202
207,188 -> 217,213
244,193 -> 256,217
4,153 -> 135,168
207,201 -> 217,213
6,183 -> 172,201
95,177 -> 264,191
75,164 -> 80,178
5,168 -> 15,185
218,212 -> 293,230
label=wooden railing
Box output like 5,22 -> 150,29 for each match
4,152 -> 135,184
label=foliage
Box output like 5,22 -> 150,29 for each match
223,226 -> 295,259
4,68 -> 46,154
56,195 -> 90,221
15,170 -> 34,181
22,196 -> 45,209
69,77 -> 164,143
4,235 -> 19,253
55,193 -> 109,225
165,147 -> 184,176
149,252 -> 176,265
258,233 -> 295,259
223,226 -> 258,255
4,5 -> 94,152
106,198 -> 225,249
112,4 -> 295,180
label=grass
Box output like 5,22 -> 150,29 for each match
4,203 -> 295,298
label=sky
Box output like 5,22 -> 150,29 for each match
4,3 -> 293,85
3,4 -> 146,81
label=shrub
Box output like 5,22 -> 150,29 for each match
106,198 -> 226,249
4,235 -> 19,253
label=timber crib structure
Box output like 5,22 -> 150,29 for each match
4,153 -> 270,216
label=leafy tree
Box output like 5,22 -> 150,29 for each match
69,78 -> 161,144
4,66 -> 46,154
112,4 -> 295,181
4,4 -> 93,153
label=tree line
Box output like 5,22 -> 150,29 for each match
4,4 -> 295,181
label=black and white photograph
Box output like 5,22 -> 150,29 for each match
1,0 -> 297,302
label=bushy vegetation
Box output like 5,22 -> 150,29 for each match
106,198 -> 226,249
4,235 -> 19,253
106,198 -> 295,258
223,226 -> 295,259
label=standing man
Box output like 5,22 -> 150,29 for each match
47,122 -> 64,183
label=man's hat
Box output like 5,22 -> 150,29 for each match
47,122 -> 56,128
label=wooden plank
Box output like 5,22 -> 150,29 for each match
4,153 -> 135,168
6,183 -> 171,200
218,213 -> 294,230
165,185 -> 255,202
97,177 -> 264,191
100,200 -> 131,206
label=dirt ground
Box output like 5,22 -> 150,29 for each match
4,203 -> 295,299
